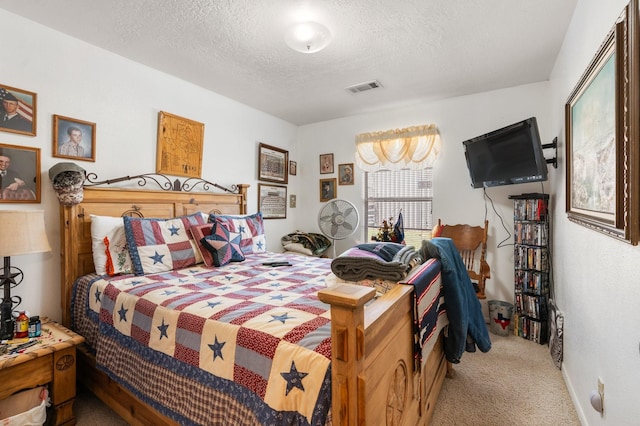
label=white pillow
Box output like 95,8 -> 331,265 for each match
104,225 -> 134,275
90,215 -> 126,275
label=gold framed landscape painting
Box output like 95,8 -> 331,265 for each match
565,0 -> 639,245
0,84 -> 37,136
156,111 -> 204,178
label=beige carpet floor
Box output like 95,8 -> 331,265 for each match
430,331 -> 579,425
74,329 -> 579,425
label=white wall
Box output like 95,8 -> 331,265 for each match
549,0 -> 640,424
297,82 -> 558,311
0,10 -> 300,322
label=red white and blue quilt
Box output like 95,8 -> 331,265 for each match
76,252 -> 334,425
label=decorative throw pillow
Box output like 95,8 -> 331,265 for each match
209,212 -> 266,254
90,215 -> 133,275
123,213 -> 206,275
104,225 -> 134,275
200,222 -> 245,267
190,223 -> 215,267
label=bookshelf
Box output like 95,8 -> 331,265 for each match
509,193 -> 549,344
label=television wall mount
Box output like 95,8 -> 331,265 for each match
543,137 -> 558,168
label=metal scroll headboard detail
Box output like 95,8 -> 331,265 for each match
83,172 -> 238,193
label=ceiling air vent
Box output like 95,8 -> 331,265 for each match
345,80 -> 383,94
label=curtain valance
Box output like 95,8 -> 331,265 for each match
354,124 -> 441,171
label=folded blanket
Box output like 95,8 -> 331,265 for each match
281,231 -> 332,256
330,242 -> 420,281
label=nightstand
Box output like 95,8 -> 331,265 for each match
0,319 -> 84,425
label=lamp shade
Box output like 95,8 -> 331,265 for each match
285,21 -> 332,53
0,210 -> 51,257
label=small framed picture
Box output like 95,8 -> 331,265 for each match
258,143 -> 288,184
157,111 -> 203,177
289,160 -> 297,176
0,84 -> 37,136
320,178 -> 337,202
258,183 -> 287,219
53,115 -> 96,162
338,163 -> 354,185
0,143 -> 40,203
320,153 -> 334,174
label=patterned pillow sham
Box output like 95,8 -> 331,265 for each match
123,213 -> 206,275
200,222 -> 245,267
190,223 -> 215,267
209,212 -> 266,254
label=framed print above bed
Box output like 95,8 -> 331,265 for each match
156,111 -> 204,178
258,143 -> 288,184
53,115 -> 96,162
0,84 -> 36,136
565,0 -> 639,245
0,143 -> 40,203
258,183 -> 287,219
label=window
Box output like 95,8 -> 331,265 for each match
365,168 -> 433,248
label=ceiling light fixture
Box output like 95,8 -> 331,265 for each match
285,21 -> 331,54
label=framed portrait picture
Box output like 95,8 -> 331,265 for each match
320,153 -> 334,174
338,163 -> 354,185
565,2 -> 638,245
0,143 -> 40,203
289,160 -> 297,176
258,183 -> 287,219
258,143 -> 288,184
156,111 -> 204,178
320,178 -> 337,202
53,115 -> 96,162
0,84 -> 37,136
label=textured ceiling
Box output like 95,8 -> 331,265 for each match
0,0 -> 578,125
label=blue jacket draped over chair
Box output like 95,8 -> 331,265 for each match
426,237 -> 491,363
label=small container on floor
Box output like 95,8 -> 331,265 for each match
488,300 -> 513,336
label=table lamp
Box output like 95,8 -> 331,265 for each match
0,210 -> 51,340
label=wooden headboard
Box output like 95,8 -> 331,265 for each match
58,184 -> 248,327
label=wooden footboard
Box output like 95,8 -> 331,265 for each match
318,283 -> 451,426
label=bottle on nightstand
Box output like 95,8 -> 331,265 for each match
14,311 -> 29,338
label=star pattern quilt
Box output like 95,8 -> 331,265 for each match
80,252 -> 334,425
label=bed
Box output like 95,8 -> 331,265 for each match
58,183 -> 453,425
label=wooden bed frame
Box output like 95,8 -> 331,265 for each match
58,185 -> 451,425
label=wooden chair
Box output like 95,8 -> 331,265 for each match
434,219 -> 490,299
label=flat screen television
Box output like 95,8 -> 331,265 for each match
463,117 -> 548,188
